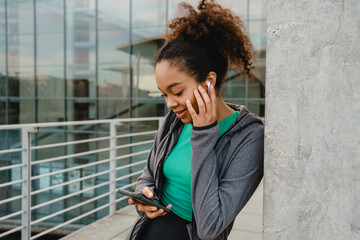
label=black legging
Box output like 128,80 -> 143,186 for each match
139,212 -> 191,240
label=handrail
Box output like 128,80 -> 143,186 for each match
0,179 -> 24,189
0,195 -> 24,205
31,181 -> 111,211
31,147 -> 111,165
0,117 -> 163,130
0,117 -> 163,240
32,136 -> 111,150
31,170 -> 111,196
0,163 -> 25,172
31,192 -> 110,226
31,158 -> 110,180
0,226 -> 24,238
0,148 -> 24,155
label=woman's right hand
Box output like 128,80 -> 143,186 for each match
128,187 -> 172,219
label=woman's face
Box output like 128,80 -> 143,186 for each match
155,60 -> 200,124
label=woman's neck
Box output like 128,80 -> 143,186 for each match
216,97 -> 235,122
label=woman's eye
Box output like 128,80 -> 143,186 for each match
174,91 -> 183,96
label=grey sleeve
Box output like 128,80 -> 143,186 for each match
191,123 -> 264,240
135,113 -> 172,194
135,143 -> 156,194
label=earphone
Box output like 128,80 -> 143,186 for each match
206,80 -> 211,94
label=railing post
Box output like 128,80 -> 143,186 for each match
109,122 -> 117,215
21,127 -> 38,240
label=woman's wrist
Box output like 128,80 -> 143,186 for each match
192,121 -> 217,130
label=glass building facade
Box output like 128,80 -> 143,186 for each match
0,0 -> 266,236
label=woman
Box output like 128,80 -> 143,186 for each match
127,0 -> 264,239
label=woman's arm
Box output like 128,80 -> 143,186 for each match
130,112 -> 175,218
191,123 -> 264,240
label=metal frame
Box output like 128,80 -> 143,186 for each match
0,117 -> 163,239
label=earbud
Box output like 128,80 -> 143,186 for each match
206,80 -> 211,94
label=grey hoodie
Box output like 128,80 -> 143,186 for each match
127,104 -> 264,240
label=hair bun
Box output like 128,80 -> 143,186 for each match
197,0 -> 207,10
157,0 -> 254,81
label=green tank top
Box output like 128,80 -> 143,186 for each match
162,111 -> 239,221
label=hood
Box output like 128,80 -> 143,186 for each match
225,103 -> 264,136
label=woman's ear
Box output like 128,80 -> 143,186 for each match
202,71 -> 217,92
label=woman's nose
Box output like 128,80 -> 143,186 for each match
166,96 -> 178,109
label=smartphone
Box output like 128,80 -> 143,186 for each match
117,188 -> 171,213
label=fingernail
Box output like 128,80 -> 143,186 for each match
152,207 -> 157,211
149,192 -> 153,198
186,100 -> 190,104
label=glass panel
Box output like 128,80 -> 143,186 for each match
66,31 -> 96,66
0,101 -> 5,124
131,41 -> 159,98
0,72 -> 5,96
98,30 -> 130,65
66,65 -> 96,98
216,0 -> 249,20
8,34 -> 34,67
0,0 -> 5,35
7,1 -> 34,35
98,100 -> 130,119
248,100 -> 265,117
66,98 -> 96,121
9,99 -> 35,124
225,99 -> 246,108
168,0 -> 196,20
0,37 -> 5,72
249,20 -> 266,59
8,67 -> 34,97
36,0 -> 64,34
132,0 -> 166,39
38,99 -> 64,122
168,0 -> 248,21
0,38 -> 5,98
7,0 -> 32,3
66,0 -> 96,32
132,101 -> 165,118
248,76 -> 265,99
252,61 -> 265,88
223,71 -> 247,99
37,66 -> 64,98
98,0 -> 130,31
98,65 -> 129,98
249,0 -> 267,20
37,33 -> 64,66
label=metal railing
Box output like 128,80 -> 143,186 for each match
0,117 -> 163,240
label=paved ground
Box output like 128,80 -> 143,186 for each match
62,180 -> 263,240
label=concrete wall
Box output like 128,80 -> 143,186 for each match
264,0 -> 360,239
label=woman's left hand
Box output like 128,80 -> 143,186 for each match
186,84 -> 217,127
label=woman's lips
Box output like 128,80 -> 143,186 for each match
175,109 -> 187,118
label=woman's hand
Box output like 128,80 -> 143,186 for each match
186,84 -> 217,127
128,187 -> 172,219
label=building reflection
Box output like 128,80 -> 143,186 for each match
0,0 -> 266,233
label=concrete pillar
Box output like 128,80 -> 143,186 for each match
264,1 -> 360,239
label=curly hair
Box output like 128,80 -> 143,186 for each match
154,0 -> 254,90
